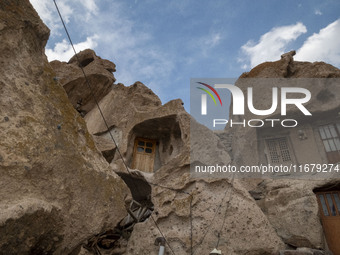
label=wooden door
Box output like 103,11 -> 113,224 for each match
318,124 -> 340,163
316,191 -> 340,254
132,138 -> 156,173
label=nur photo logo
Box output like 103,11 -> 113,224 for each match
196,82 -> 223,115
192,78 -> 313,129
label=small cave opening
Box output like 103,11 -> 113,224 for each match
126,115 -> 183,173
117,172 -> 153,206
79,57 -> 94,68
101,148 -> 116,163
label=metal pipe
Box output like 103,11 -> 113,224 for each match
158,245 -> 165,255
154,237 -> 166,255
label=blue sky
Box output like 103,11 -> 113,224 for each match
30,0 -> 340,112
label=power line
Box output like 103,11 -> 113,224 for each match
52,0 -> 132,178
51,1 -> 195,254
149,182 -> 191,195
189,195 -> 193,255
151,215 -> 177,255
216,174 -> 235,249
192,174 -> 235,255
148,181 -> 193,255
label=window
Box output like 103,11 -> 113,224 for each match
326,194 -> 337,216
319,194 -> 329,216
265,137 -> 292,164
135,140 -> 154,154
318,123 -> 340,163
316,192 -> 340,217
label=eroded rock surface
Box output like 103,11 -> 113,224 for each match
0,1 -> 130,254
125,169 -> 285,255
50,49 -> 116,115
82,79 -> 285,254
3,1 -> 339,253
229,52 -> 340,252
241,50 -> 340,78
251,180 -> 324,249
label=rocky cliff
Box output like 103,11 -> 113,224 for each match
0,1 -> 130,254
227,51 -> 340,254
53,51 -> 285,253
241,51 -> 340,79
83,83 -> 284,255
230,51 -> 340,169
1,1 -> 340,255
50,49 -> 116,116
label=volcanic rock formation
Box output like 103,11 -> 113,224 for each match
50,49 -> 116,116
0,1 -> 130,254
82,81 -> 285,254
2,1 -> 340,255
228,52 -> 340,253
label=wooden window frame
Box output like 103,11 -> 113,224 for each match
133,137 -> 156,155
316,191 -> 340,218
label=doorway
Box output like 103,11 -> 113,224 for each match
315,191 -> 340,254
132,138 -> 157,172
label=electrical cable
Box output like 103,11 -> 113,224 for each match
216,174 -> 235,249
151,215 -> 177,255
52,1 -> 183,254
192,173 -> 235,255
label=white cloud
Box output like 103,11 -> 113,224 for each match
45,35 -> 98,62
314,9 -> 323,15
86,4 -> 178,96
295,19 -> 340,67
240,22 -> 307,68
192,32 -> 223,57
241,64 -> 248,70
78,0 -> 98,14
29,0 -> 98,36
31,0 -> 178,102
30,0 -> 65,34
204,33 -> 222,47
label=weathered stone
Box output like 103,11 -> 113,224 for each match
82,80 -> 285,254
228,53 -> 340,172
92,135 -> 116,163
0,1 -> 130,254
75,246 -> 93,255
125,168 -> 285,254
4,1 -> 340,252
50,49 -> 116,115
281,251 -> 313,255
241,51 -> 340,78
226,52 -> 340,252
256,180 -> 324,248
85,82 -> 181,173
297,247 -> 325,255
280,247 -> 326,255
